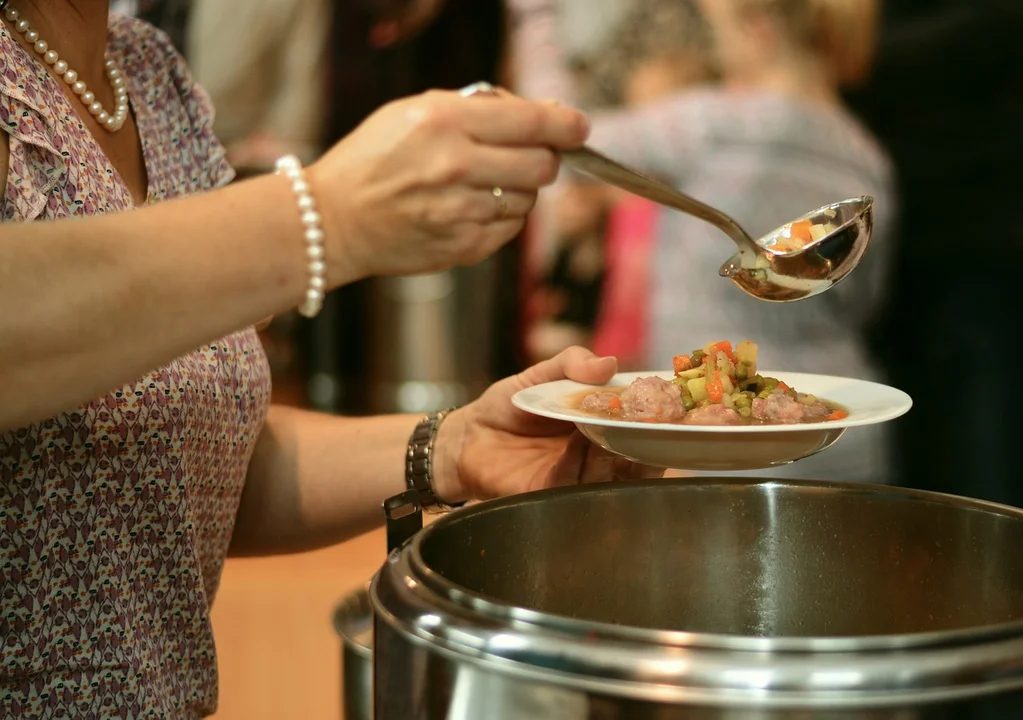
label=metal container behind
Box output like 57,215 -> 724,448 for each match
332,587 -> 373,720
367,261 -> 497,415
371,478 -> 1023,718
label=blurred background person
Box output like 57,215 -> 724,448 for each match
526,179 -> 609,361
188,0 -> 330,169
525,0 -> 716,369
510,0 -> 897,483
847,1 -> 1023,506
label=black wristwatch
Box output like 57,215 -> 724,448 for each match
405,409 -> 466,513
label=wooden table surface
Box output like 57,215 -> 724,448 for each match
209,527 -> 388,720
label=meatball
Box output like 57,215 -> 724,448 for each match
580,391 -> 622,416
751,389 -> 805,424
620,377 -> 685,422
683,404 -> 744,426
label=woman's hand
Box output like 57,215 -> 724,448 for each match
309,89 -> 589,283
432,347 -> 662,503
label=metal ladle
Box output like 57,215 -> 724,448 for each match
562,147 -> 873,302
462,82 -> 874,303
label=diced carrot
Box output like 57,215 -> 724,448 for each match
789,220 -> 813,243
771,239 -> 801,253
827,409 -> 848,421
706,372 -> 724,402
777,382 -> 790,391
673,354 -> 692,374
608,396 -> 623,412
710,341 -> 735,361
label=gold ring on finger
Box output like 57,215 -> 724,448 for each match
492,187 -> 508,220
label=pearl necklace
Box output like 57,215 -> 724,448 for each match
2,4 -> 130,133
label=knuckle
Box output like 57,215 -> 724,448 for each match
435,156 -> 471,185
443,193 -> 477,223
421,194 -> 459,226
408,97 -> 454,134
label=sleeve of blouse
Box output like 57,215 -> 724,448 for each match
161,32 -> 236,189
191,84 -> 236,189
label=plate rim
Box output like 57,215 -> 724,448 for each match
511,370 -> 913,434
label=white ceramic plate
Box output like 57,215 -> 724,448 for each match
512,371 -> 912,471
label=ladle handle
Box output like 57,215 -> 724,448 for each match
561,147 -> 757,253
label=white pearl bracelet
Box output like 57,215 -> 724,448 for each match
275,155 -> 327,318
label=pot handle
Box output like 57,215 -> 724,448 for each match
384,490 -> 424,554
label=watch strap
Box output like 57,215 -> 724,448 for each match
405,409 -> 465,512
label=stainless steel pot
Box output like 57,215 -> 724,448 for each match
332,586 -> 373,720
371,479 -> 1023,718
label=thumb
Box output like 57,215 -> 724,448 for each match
518,346 -> 618,389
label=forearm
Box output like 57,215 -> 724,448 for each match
231,403 -> 470,555
0,174 -> 352,432
230,406 -> 424,555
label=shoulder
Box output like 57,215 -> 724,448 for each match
108,14 -> 235,191
108,15 -> 210,113
730,91 -> 893,183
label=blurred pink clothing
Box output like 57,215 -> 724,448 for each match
591,196 -> 658,367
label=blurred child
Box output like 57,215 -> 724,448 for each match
511,0 -> 896,483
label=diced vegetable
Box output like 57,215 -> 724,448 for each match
640,340 -> 847,426
608,396 -> 622,412
789,220 -> 813,243
679,382 -> 695,411
708,341 -> 735,362
706,373 -> 725,403
676,367 -> 706,381
688,377 -> 708,402
735,340 -> 757,364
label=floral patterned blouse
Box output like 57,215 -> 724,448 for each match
0,14 -> 272,718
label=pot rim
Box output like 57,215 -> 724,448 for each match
333,583 -> 374,660
407,477 -> 1023,653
